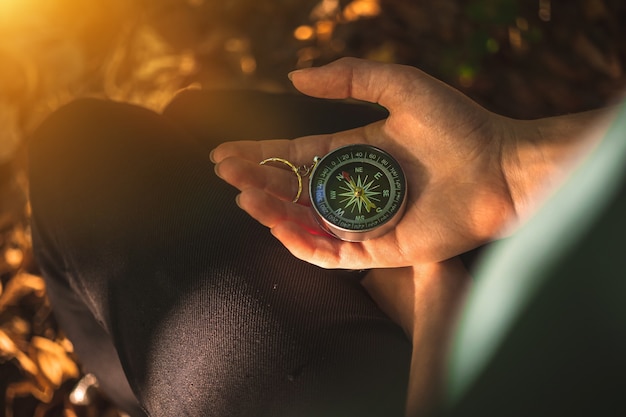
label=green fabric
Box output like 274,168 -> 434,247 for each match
444,101 -> 626,415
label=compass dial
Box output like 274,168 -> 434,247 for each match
309,144 -> 407,241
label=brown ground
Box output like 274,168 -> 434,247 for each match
1,0 -> 625,416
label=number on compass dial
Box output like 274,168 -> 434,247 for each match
309,144 -> 407,242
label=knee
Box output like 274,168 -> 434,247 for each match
30,98 -> 117,143
28,98 -> 160,157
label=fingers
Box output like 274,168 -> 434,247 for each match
270,221 -> 345,268
234,189 -> 343,268
211,139 -> 292,164
211,135 -> 332,177
232,181 -> 408,270
232,199 -> 360,270
211,123 -> 387,201
232,180 -> 387,270
236,188 -> 319,230
211,130 -> 369,167
216,157 -> 310,203
288,57 -> 419,111
270,221 -> 405,270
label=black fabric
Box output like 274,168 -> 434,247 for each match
27,91 -> 410,417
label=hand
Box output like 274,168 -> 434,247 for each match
212,58 -> 518,269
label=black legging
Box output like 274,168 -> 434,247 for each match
27,91 -> 412,417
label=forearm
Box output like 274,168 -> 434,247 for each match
362,261 -> 470,417
403,261 -> 470,417
501,107 -> 618,221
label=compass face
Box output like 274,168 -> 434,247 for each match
309,144 -> 407,241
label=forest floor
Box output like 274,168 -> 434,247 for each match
1,0 -> 625,416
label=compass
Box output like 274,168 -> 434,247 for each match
308,144 -> 407,242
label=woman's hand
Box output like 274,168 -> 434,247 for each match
211,58 -> 518,269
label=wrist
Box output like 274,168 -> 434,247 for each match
500,109 -> 612,221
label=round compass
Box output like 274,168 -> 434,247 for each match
308,144 -> 407,242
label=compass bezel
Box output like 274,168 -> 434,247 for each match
308,144 -> 407,242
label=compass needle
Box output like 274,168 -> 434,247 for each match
309,144 -> 407,242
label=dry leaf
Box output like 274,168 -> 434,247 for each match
5,379 -> 53,406
0,273 -> 46,313
32,336 -> 80,385
0,328 -> 18,356
36,349 -> 65,387
3,316 -> 31,337
0,328 -> 39,376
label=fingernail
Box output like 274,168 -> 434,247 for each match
213,163 -> 223,179
287,69 -> 305,81
235,193 -> 242,208
209,149 -> 216,163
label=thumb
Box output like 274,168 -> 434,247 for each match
288,57 -> 416,110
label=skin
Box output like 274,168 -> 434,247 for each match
211,58 -> 609,270
362,261 -> 470,416
211,58 -> 616,415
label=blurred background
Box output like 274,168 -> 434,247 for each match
1,0 -> 625,416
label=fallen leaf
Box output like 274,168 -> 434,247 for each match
0,273 -> 46,313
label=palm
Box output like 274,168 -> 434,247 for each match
212,58 -> 516,268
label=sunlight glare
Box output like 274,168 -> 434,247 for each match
0,0 -> 36,29
343,0 -> 381,22
311,0 -> 340,20
315,20 -> 335,42
294,25 -> 315,41
240,55 -> 257,74
0,0 -> 21,13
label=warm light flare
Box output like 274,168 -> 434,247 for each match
299,0 -> 381,57
315,20 -> 335,42
311,0 -> 340,20
343,0 -> 381,21
240,55 -> 257,74
294,25 -> 315,41
0,0 -> 22,13
508,26 -> 523,51
0,0 -> 37,30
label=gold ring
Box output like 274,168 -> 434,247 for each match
259,157 -> 303,203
